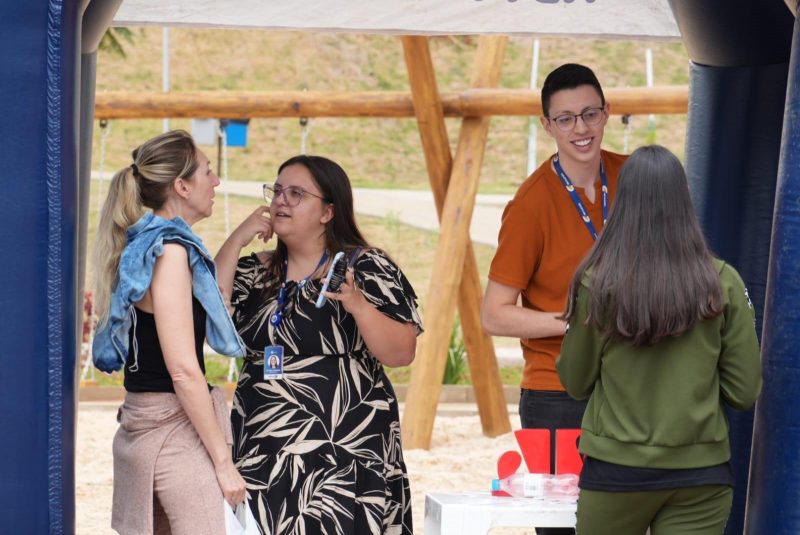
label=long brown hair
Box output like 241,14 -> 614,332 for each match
93,130 -> 198,322
261,155 -> 370,295
562,145 -> 723,346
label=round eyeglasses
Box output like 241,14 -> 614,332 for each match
549,107 -> 606,132
263,184 -> 329,207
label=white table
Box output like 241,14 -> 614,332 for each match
424,492 -> 576,535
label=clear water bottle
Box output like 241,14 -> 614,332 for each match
491,473 -> 579,500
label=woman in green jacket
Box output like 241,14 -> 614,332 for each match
557,145 -> 762,535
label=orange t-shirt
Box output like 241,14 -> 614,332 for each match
489,150 -> 627,391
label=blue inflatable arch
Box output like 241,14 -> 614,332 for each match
1,1 -> 798,533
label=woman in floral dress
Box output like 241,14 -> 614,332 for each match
216,155 -> 421,535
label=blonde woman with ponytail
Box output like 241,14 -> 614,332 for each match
91,130 -> 247,535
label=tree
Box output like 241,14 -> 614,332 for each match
99,27 -> 134,58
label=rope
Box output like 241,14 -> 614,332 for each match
300,117 -> 310,154
96,120 -> 111,202
215,124 -> 239,383
622,115 -> 631,154
217,124 -> 231,238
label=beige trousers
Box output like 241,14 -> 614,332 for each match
112,387 -> 232,535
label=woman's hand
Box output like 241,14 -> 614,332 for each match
323,268 -> 369,316
214,458 -> 247,508
323,266 -> 417,366
215,205 -> 271,305
232,206 -> 273,248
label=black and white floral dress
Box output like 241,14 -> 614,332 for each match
230,248 -> 422,535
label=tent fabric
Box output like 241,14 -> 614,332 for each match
113,0 -> 681,40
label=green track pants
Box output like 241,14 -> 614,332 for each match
576,485 -> 733,535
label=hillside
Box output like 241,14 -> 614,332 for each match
93,29 -> 690,191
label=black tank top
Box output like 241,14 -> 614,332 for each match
124,297 -> 207,393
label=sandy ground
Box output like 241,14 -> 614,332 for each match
76,402 -> 535,534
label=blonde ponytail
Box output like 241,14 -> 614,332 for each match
93,167 -> 144,323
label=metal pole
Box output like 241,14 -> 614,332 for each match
646,48 -> 656,142
163,27 -> 170,132
526,38 -> 540,176
217,120 -> 227,177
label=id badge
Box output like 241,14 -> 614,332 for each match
264,345 -> 284,380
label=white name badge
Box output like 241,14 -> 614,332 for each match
264,345 -> 284,380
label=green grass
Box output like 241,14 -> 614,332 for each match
383,363 -> 524,386
443,321 -> 468,385
89,354 -> 240,387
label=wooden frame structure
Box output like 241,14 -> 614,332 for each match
94,36 -> 689,450
401,36 -> 511,446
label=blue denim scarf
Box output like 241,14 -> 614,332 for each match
92,212 -> 245,373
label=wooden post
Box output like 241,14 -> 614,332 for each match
400,36 -> 510,438
93,86 -> 689,119
402,36 -> 508,450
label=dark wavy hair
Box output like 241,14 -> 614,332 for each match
261,155 -> 370,295
562,145 -> 723,346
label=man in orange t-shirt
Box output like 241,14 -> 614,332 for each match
482,66 -> 626,532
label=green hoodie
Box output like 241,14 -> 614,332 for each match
556,259 -> 762,469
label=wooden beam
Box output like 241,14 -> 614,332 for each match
455,86 -> 688,116
402,35 -> 507,450
400,36 -> 452,190
401,35 -> 510,439
94,86 -> 689,119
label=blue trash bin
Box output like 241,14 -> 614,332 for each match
224,119 -> 250,147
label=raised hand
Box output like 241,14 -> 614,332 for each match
232,205 -> 273,248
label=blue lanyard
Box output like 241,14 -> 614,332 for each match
269,250 -> 329,327
553,154 -> 608,241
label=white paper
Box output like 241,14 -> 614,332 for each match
224,499 -> 260,535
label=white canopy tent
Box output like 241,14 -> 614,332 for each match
114,0 -> 681,39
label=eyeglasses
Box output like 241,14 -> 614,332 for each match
263,183 -> 329,207
548,107 -> 606,132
